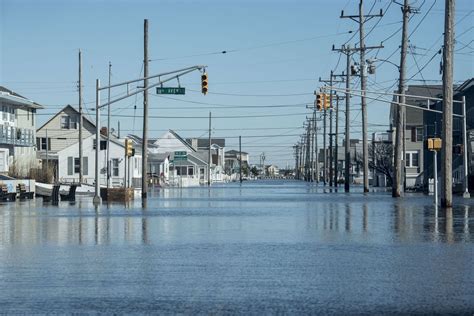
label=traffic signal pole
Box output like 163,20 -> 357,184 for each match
92,64 -> 207,204
142,19 -> 149,202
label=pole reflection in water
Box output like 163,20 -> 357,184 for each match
445,207 -> 454,244
345,203 -> 351,232
464,205 -> 470,242
362,203 -> 368,233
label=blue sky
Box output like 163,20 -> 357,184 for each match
1,0 -> 473,167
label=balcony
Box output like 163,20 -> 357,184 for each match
0,125 -> 35,147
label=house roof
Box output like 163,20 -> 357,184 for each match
455,78 -> 474,93
37,104 -> 95,132
0,86 -> 44,109
225,149 -> 248,155
187,137 -> 226,148
169,130 -> 196,152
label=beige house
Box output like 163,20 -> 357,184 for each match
36,105 -> 96,180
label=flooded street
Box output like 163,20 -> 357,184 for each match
1,181 -> 473,314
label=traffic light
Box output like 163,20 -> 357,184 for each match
316,93 -> 323,111
324,93 -> 331,110
201,72 -> 208,95
125,139 -> 133,157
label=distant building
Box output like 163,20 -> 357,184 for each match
0,86 -> 43,177
266,164 -> 279,176
187,137 -> 226,168
224,149 -> 249,175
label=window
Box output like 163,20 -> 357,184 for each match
411,127 -> 424,142
405,151 -> 419,168
188,167 -> 194,176
83,157 -> 88,176
61,116 -> 70,129
92,139 -> 107,150
11,108 -> 15,122
67,157 -> 73,175
2,106 -> 7,120
74,158 -> 80,173
60,116 -> 77,129
112,159 -> 119,177
36,137 -> 50,150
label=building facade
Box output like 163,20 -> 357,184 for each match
0,86 -> 43,177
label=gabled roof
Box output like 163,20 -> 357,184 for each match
37,104 -> 95,132
169,130 -> 196,152
0,86 -> 44,109
455,78 -> 474,93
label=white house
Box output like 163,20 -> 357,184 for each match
0,86 -> 43,176
57,134 -> 142,187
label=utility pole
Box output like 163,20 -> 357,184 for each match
393,0 -> 410,198
141,19 -> 149,201
239,135 -> 242,183
208,112 -> 212,186
106,62 -> 112,189
294,145 -> 299,179
333,94 -> 345,187
341,1 -> 383,193
310,115 -> 315,181
323,104 -> 327,185
333,45 -> 354,192
306,127 -> 311,181
314,116 -> 319,183
45,128 -> 49,171
320,71 -> 344,187
441,0 -> 455,208
345,50 -> 351,192
93,79 -> 101,204
78,49 -> 83,184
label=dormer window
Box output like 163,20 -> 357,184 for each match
60,115 -> 77,129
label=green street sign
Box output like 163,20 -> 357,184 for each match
174,156 -> 187,161
156,87 -> 185,95
174,151 -> 187,157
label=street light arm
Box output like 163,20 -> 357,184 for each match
366,58 -> 400,70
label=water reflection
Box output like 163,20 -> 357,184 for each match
0,185 -> 473,246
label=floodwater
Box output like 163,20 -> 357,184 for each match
0,181 -> 473,314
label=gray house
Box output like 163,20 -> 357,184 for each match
390,85 -> 444,188
423,78 -> 474,192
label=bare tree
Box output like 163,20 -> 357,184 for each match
355,142 -> 393,186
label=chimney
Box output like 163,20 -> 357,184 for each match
100,127 -> 107,136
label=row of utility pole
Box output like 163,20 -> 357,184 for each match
294,0 -> 459,207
